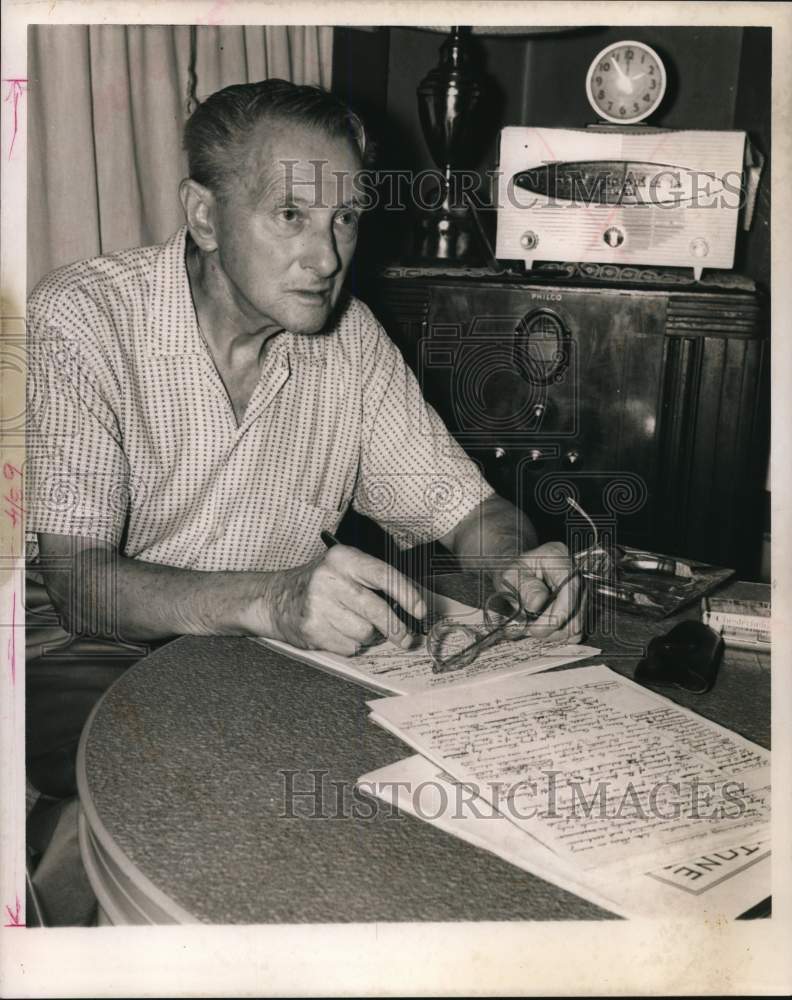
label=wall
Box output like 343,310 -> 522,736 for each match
522,26 -> 744,130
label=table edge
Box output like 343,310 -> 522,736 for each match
76,665 -> 202,925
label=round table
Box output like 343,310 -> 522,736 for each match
76,579 -> 770,924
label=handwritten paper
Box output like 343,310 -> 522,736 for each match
357,753 -> 770,919
367,664 -> 770,870
252,590 -> 599,695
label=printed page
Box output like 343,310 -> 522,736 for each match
367,664 -> 770,869
357,754 -> 770,919
251,590 -> 599,695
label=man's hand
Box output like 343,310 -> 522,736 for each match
494,541 -> 586,644
36,532 -> 426,650
440,494 -> 586,644
260,544 -> 427,656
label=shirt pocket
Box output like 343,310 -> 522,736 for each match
267,497 -> 346,570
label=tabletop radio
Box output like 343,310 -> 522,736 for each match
495,125 -> 748,279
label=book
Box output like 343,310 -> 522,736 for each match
702,581 -> 771,651
251,589 -> 600,695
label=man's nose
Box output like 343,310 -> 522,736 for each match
301,227 -> 340,279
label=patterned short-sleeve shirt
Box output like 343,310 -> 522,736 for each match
26,227 -> 493,571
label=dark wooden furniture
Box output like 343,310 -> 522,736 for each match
365,264 -> 768,577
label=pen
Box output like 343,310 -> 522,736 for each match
319,530 -> 424,640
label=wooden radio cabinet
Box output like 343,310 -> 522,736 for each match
364,265 -> 768,578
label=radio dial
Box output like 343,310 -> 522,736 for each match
690,238 -> 710,258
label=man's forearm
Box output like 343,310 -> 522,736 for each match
441,493 -> 539,583
60,546 -> 295,643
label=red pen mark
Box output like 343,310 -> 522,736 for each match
530,127 -> 559,164
3,463 -> 23,681
4,896 -> 24,927
3,79 -> 27,160
2,463 -> 25,545
197,0 -> 230,26
2,484 -> 25,526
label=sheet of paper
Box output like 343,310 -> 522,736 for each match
251,589 -> 600,695
357,754 -> 770,920
367,664 -> 771,870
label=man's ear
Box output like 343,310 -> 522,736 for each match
179,178 -> 219,253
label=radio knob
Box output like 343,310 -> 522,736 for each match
493,446 -> 506,460
565,449 -> 581,466
690,237 -> 710,258
532,403 -> 547,421
528,448 -> 543,463
520,231 -> 539,251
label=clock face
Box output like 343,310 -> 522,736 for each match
586,41 -> 667,124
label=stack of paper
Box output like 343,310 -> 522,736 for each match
360,664 -> 771,918
252,590 -> 600,695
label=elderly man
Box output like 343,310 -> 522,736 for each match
26,80 -> 584,801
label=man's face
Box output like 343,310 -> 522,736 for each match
210,121 -> 363,336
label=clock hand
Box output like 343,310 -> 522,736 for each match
611,59 -> 636,95
612,58 -> 629,81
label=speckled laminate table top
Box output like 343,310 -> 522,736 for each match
77,576 -> 770,924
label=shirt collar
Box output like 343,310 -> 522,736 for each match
286,293 -> 352,367
145,225 -> 339,364
145,226 -> 203,357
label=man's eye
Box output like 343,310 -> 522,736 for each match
277,207 -> 302,224
334,210 -> 359,230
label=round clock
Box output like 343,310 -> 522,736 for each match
586,40 -> 667,124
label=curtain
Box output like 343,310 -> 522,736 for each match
27,24 -> 334,290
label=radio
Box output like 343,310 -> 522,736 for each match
495,125 -> 747,280
493,40 -> 755,280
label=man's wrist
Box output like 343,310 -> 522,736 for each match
230,566 -> 305,643
227,571 -> 275,638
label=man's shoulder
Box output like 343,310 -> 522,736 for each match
332,293 -> 399,354
333,293 -> 381,333
27,234 -> 174,338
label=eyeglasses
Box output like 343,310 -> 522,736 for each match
428,572 -> 579,674
428,496 -> 592,675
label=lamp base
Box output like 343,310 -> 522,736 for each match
415,204 -> 482,263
